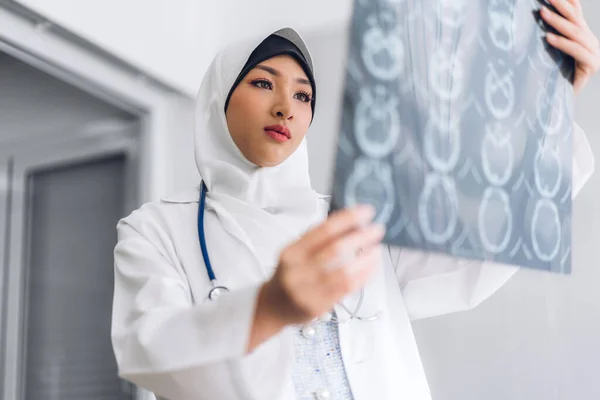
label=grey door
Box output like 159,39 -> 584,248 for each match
24,154 -> 132,400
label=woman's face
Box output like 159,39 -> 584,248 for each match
225,55 -> 314,167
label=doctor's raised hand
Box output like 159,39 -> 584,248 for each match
251,205 -> 384,351
541,0 -> 600,94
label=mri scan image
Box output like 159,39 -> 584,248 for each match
330,0 -> 576,273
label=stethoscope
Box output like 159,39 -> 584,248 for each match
198,182 -> 379,323
198,182 -> 230,301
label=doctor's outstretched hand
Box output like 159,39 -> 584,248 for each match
247,205 -> 385,352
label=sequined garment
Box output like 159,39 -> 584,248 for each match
291,315 -> 354,400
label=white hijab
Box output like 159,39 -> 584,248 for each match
194,27 -> 326,271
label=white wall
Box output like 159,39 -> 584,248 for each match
304,24 -> 350,194
158,93 -> 199,196
13,0 -> 217,96
14,0 -> 353,97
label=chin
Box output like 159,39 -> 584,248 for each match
244,137 -> 299,167
254,150 -> 291,168
256,157 -> 286,168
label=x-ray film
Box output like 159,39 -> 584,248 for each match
330,0 -> 576,273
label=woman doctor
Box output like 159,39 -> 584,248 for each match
112,5 -> 599,400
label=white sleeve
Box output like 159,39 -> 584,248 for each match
395,122 -> 595,321
572,123 -> 595,196
111,220 -> 260,399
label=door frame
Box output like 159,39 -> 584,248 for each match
0,128 -> 139,400
0,155 -> 12,400
0,6 -> 186,399
0,156 -> 10,265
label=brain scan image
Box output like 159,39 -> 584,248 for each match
330,0 -> 575,273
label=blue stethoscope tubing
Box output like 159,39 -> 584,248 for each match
198,181 -> 229,300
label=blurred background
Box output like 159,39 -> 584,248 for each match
0,0 -> 598,399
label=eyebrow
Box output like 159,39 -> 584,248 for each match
255,65 -> 311,86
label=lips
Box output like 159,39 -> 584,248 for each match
264,125 -> 291,142
264,125 -> 291,138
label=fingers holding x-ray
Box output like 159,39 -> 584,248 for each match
271,204 -> 385,324
300,205 -> 376,252
541,0 -> 600,94
541,6 -> 596,51
548,0 -> 583,25
323,244 -> 382,297
316,223 -> 385,271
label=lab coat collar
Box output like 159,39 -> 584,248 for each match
161,186 -> 201,204
160,185 -> 331,205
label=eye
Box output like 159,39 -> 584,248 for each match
251,79 -> 272,90
294,91 -> 312,103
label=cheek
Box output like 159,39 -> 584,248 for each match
227,93 -> 265,137
234,97 -> 265,124
292,105 -> 313,137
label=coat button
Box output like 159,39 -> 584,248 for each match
300,325 -> 316,339
314,388 -> 331,400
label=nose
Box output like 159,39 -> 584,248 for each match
271,94 -> 293,120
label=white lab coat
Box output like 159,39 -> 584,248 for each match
112,125 -> 594,400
